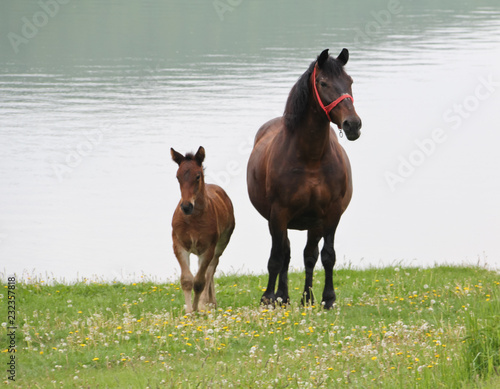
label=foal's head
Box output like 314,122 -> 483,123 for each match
171,146 -> 205,216
313,49 -> 362,140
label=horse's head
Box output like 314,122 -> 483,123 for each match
313,48 -> 362,141
171,146 -> 205,216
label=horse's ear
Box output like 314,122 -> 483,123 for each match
171,148 -> 184,165
317,49 -> 329,68
337,48 -> 349,66
194,146 -> 205,166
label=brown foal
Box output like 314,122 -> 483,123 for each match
171,146 -> 235,313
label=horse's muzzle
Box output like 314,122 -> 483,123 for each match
342,117 -> 362,141
180,202 -> 194,215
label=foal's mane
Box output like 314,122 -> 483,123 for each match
183,153 -> 204,168
284,55 -> 344,131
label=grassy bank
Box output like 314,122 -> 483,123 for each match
1,266 -> 499,388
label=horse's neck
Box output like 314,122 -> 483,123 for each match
293,107 -> 332,160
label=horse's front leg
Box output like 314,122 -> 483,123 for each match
173,241 -> 194,313
321,232 -> 337,309
262,207 -> 289,306
302,229 -> 321,306
276,237 -> 291,304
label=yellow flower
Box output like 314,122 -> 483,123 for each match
92,358 -> 99,361
372,356 -> 377,360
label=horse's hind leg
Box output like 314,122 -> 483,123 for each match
203,255 -> 220,309
321,231 -> 337,309
193,247 -> 215,312
302,230 -> 321,306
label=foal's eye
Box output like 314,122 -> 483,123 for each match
196,174 -> 201,181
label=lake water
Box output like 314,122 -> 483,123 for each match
1,0 -> 499,282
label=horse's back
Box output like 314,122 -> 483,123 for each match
247,117 -> 284,220
253,117 -> 283,146
206,184 -> 235,235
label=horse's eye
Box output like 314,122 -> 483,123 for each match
320,81 -> 328,88
196,174 -> 201,181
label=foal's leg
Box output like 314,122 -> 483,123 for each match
173,243 -> 194,313
302,229 -> 322,306
193,247 -> 215,312
321,232 -> 337,309
203,255 -> 220,308
204,230 -> 231,308
262,207 -> 289,305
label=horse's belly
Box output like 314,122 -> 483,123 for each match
286,183 -> 339,230
287,214 -> 323,230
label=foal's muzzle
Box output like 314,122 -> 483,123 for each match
180,202 -> 194,215
342,117 -> 362,141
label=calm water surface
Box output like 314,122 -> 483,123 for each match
1,0 -> 499,281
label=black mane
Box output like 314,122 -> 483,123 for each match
183,152 -> 204,167
284,55 -> 344,131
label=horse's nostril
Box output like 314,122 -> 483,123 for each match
343,117 -> 362,132
342,120 -> 351,132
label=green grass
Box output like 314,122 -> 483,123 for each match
1,266 -> 499,388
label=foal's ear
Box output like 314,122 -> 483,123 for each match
170,148 -> 185,165
317,49 -> 329,68
194,146 -> 205,166
337,48 -> 349,66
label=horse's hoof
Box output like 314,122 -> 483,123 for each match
275,294 -> 290,307
260,294 -> 275,306
322,297 -> 336,310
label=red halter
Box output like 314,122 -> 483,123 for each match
311,65 -> 353,122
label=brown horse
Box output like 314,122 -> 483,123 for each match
247,49 -> 362,309
171,146 -> 235,313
